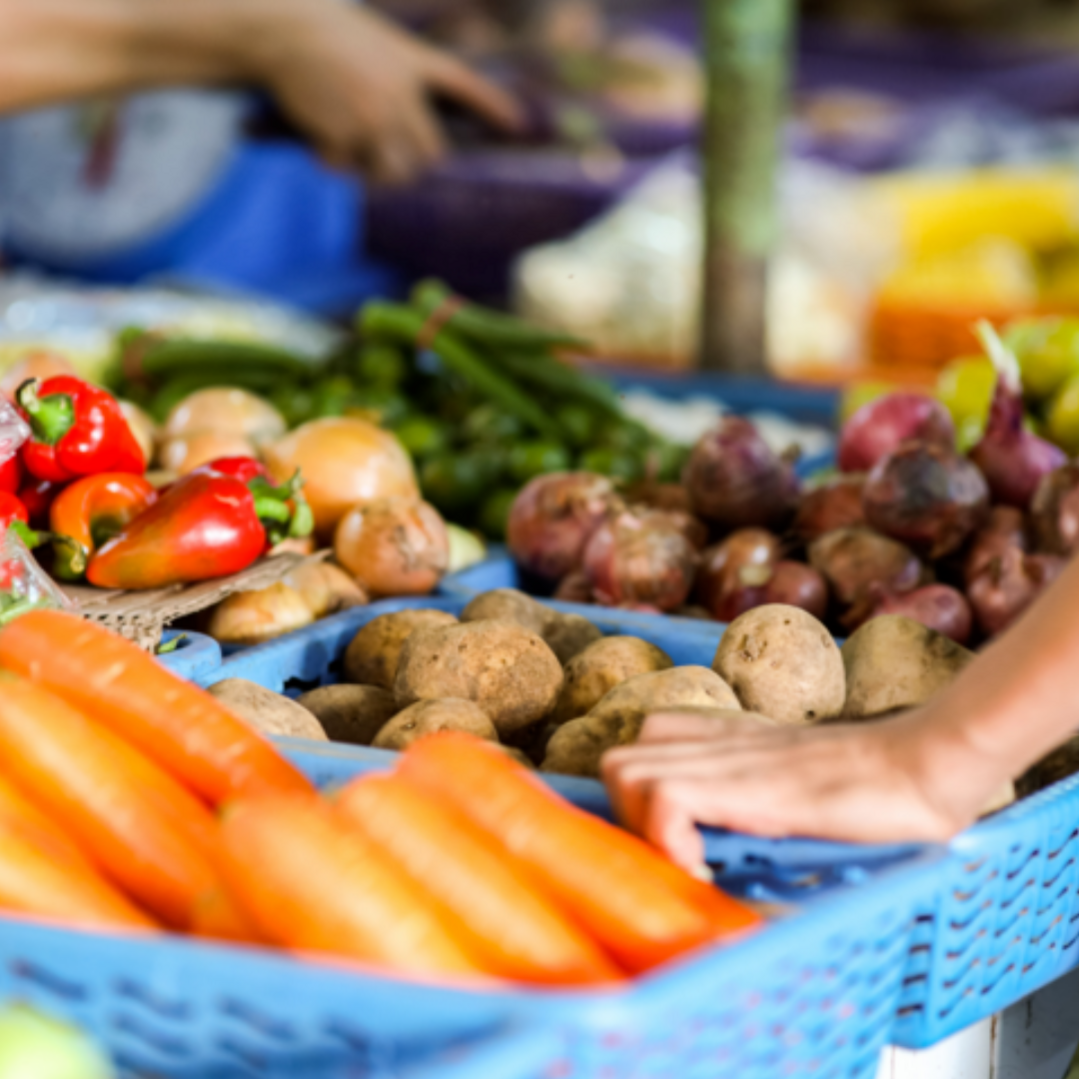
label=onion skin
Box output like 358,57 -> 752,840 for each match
507,472 -> 618,583
794,474 -> 867,543
808,526 -> 925,611
838,392 -> 955,474
164,388 -> 286,445
0,351 -> 76,399
967,547 -> 1066,638
762,561 -> 829,621
159,432 -> 257,476
582,510 -> 699,612
694,528 -> 781,622
553,571 -> 594,603
868,584 -> 973,645
863,442 -> 989,559
333,497 -> 449,598
265,418 -> 419,541
683,417 -> 800,530
1031,463 -> 1079,556
971,322 -> 1067,509
633,506 -> 709,551
963,506 -> 1029,586
624,481 -> 693,515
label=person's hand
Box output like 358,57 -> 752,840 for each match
601,709 -> 1012,871
251,0 -> 521,184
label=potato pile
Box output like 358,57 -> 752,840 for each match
213,589 -> 1079,809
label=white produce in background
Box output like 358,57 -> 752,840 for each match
514,155 -> 895,374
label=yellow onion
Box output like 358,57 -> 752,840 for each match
285,560 -> 368,618
334,497 -> 448,597
118,400 -> 157,466
159,431 -> 257,475
264,418 -> 418,540
163,388 -> 286,445
206,582 -> 315,646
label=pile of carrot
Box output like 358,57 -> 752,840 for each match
0,610 -> 761,985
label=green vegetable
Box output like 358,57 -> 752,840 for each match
156,634 -> 188,655
579,447 -> 642,482
420,454 -> 499,513
310,376 -> 356,418
494,349 -> 624,422
394,416 -> 450,459
347,387 -> 410,427
509,440 -> 572,484
478,488 -> 518,539
359,303 -> 563,441
462,405 -> 525,445
410,280 -> 587,351
136,338 -> 316,383
355,344 -> 408,388
556,402 -> 599,449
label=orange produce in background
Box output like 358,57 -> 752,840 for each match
264,418 -> 419,540
0,610 -> 313,804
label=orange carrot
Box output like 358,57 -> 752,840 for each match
0,819 -> 159,932
219,794 -> 491,979
0,610 -> 311,804
0,677 -> 255,938
337,774 -> 623,985
398,733 -> 762,973
0,773 -> 93,872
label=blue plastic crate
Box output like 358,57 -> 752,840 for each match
155,630 -> 222,684
208,594 -> 1079,1048
0,724 -> 944,1079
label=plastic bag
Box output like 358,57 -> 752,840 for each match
0,529 -> 75,626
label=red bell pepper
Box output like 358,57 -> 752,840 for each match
16,376 -> 145,483
49,473 -> 158,581
87,471 -> 313,590
18,478 -> 63,530
0,456 -> 22,495
193,457 -> 268,483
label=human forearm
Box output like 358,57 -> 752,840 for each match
0,0 -> 287,112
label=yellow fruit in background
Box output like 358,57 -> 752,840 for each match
1048,372 -> 1079,456
936,355 -> 995,451
1005,318 -> 1079,402
839,381 -> 897,424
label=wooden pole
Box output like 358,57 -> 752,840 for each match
699,0 -> 794,373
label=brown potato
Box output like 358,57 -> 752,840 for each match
714,604 -> 845,725
206,583 -> 315,646
297,684 -> 397,745
553,636 -> 674,724
1018,734 -> 1079,798
343,609 -> 458,689
460,589 -> 549,634
207,679 -> 326,740
394,620 -> 563,735
842,615 -> 972,719
373,698 -> 498,751
542,613 -> 603,665
542,666 -> 740,777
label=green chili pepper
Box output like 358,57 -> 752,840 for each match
137,338 -> 317,383
360,304 -> 564,441
410,280 -> 589,351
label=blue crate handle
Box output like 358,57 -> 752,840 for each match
155,630 -> 221,684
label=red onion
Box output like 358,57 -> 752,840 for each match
838,392 -> 955,473
762,561 -> 829,621
963,506 -> 1029,585
683,417 -> 800,530
808,527 -> 925,611
967,547 -> 1067,638
694,528 -> 782,622
863,442 -> 989,559
794,474 -> 867,542
1031,463 -> 1079,556
553,571 -> 593,603
969,322 -> 1067,509
632,506 -> 709,551
624,481 -> 693,515
507,472 -> 618,582
582,510 -> 699,612
868,584 -> 973,644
